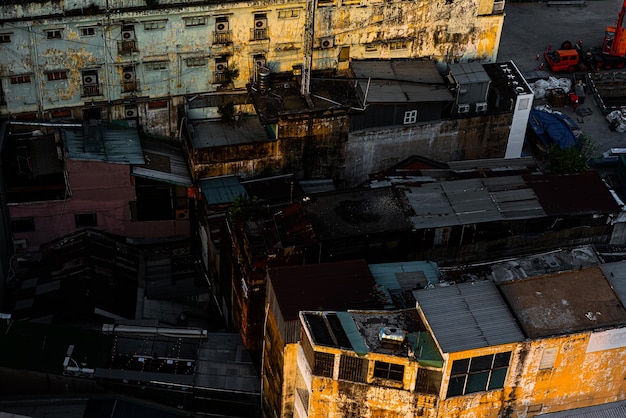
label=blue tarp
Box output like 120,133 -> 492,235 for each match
527,108 -> 579,149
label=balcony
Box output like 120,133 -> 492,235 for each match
213,72 -> 227,85
118,40 -> 138,55
122,80 -> 140,93
250,28 -> 268,41
213,31 -> 232,45
82,83 -> 102,97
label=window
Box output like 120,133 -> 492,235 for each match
373,361 -> 404,382
75,213 -> 98,227
11,217 -> 35,233
46,71 -> 68,81
148,100 -> 168,109
365,44 -> 378,52
313,352 -> 334,377
80,27 -> 96,36
144,20 -> 167,31
278,9 -> 300,18
447,352 -> 511,397
46,29 -> 62,39
404,110 -> 417,124
145,61 -> 168,71
184,16 -> 207,26
339,46 -> 350,62
390,41 -> 409,50
415,368 -> 443,395
10,75 -> 31,84
539,348 -> 558,370
0,33 -> 11,43
339,355 -> 368,383
185,57 -> 207,67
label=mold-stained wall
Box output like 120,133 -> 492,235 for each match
0,0 -> 505,134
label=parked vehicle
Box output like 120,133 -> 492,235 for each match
544,48 -> 580,72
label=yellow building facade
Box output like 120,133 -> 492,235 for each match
292,265 -> 626,417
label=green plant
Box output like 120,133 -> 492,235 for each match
546,134 -> 597,173
228,195 -> 264,221
221,66 -> 239,88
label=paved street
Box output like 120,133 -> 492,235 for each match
497,0 -> 626,156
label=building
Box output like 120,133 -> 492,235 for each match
263,259 -> 386,417
1,121 -> 193,252
290,263 -> 626,417
0,0 -> 506,133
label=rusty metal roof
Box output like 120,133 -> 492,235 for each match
268,259 -> 384,321
413,280 -> 525,353
190,117 -> 268,148
499,267 -> 626,338
600,260 -> 626,308
199,175 -> 247,206
524,172 -> 622,215
538,400 -> 626,417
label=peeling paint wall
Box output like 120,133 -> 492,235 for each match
1,0 -> 504,134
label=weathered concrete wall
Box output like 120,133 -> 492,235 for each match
1,0 -> 504,132
343,113 -> 512,187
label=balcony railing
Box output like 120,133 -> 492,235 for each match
213,72 -> 227,85
122,80 -> 140,93
118,40 -> 138,55
250,28 -> 268,41
82,83 -> 102,97
213,31 -> 232,44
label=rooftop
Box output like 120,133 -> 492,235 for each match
302,187 -> 412,240
268,259 -> 384,322
413,280 -> 525,353
301,309 -> 443,367
62,122 -> 145,164
132,136 -> 193,187
199,175 -> 247,206
499,267 -> 626,338
189,116 -> 269,149
351,60 -> 453,104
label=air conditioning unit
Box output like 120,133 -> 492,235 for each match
176,209 -> 189,220
216,19 -> 229,32
457,103 -> 470,114
121,30 -> 135,40
83,75 -> 96,85
215,61 -> 227,72
475,102 -> 488,112
254,19 -> 267,29
320,36 -> 334,49
125,107 -> 138,118
123,70 -> 135,81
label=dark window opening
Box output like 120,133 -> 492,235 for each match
338,355 -> 368,383
313,352 -> 334,377
447,352 -> 511,397
11,218 -> 35,232
373,361 -> 404,382
75,213 -> 98,227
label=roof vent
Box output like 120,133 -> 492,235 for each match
379,327 -> 406,346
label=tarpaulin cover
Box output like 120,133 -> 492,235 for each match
527,108 -> 579,149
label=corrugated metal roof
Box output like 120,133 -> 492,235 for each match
131,137 -> 192,187
190,116 -> 268,148
448,62 -> 492,84
538,400 -> 626,417
484,176 -> 545,219
601,261 -> 626,307
406,184 -> 460,228
442,179 -> 503,224
447,156 -> 537,171
63,124 -> 145,164
369,261 -> 441,290
351,60 -> 453,103
413,280 -> 525,353
199,175 -> 248,206
336,311 -> 369,355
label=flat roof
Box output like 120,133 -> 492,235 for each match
268,259 -> 384,321
303,187 -> 412,240
63,123 -> 145,164
413,280 -> 525,353
351,60 -> 453,103
448,62 -> 491,84
499,267 -> 626,338
190,116 -> 268,149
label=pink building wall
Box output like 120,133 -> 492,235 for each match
10,159 -> 190,251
